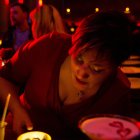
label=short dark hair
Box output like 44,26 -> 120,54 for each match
10,2 -> 29,14
69,10 -> 133,66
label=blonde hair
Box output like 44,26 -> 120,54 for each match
30,4 -> 66,39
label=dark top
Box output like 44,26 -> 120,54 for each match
0,32 -> 132,140
0,25 -> 33,59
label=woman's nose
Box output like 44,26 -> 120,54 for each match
77,65 -> 90,79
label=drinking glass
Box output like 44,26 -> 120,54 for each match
17,131 -> 51,140
79,114 -> 140,140
0,121 -> 7,140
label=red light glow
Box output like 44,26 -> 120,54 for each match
18,0 -> 24,3
136,122 -> 140,128
137,21 -> 140,27
5,0 -> 9,5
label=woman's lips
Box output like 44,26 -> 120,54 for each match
75,76 -> 87,85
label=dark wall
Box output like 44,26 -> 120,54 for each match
1,0 -> 140,37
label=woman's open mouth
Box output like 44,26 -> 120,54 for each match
75,76 -> 88,85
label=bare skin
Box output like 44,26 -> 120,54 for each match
59,48 -> 116,105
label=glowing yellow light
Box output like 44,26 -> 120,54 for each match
95,8 -> 99,12
70,27 -> 75,32
0,40 -> 2,46
137,22 -> 140,27
66,8 -> 71,13
38,0 -> 43,6
124,7 -> 130,13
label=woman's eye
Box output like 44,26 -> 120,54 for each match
90,65 -> 103,73
75,55 -> 83,64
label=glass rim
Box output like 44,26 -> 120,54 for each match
17,131 -> 51,140
78,114 -> 140,129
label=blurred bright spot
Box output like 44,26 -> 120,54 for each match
124,7 -> 130,14
27,126 -> 33,131
18,0 -> 23,3
38,0 -> 43,6
2,61 -> 5,67
66,8 -> 71,14
0,40 -> 2,46
70,27 -> 75,33
5,0 -> 9,5
137,21 -> 140,27
95,8 -> 99,12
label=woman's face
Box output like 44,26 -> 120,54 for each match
70,48 -> 116,93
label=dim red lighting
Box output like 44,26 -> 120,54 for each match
137,21 -> 140,27
5,0 -> 9,5
38,0 -> 43,6
136,122 -> 140,128
18,0 -> 24,3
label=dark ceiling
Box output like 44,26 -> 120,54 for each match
44,0 -> 140,21
8,0 -> 140,21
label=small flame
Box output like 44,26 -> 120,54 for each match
38,0 -> 43,6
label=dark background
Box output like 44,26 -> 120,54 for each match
41,0 -> 140,20
6,0 -> 140,20
1,0 -> 140,36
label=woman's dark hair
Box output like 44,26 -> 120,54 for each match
10,2 -> 29,14
69,10 -> 133,66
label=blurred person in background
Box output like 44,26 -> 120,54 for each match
0,2 -> 32,60
29,4 -> 66,39
0,11 -> 134,140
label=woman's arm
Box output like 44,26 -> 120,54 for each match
0,77 -> 33,134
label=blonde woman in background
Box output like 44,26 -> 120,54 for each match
29,4 -> 66,39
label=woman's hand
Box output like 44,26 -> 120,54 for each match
0,77 -> 33,134
12,107 -> 33,134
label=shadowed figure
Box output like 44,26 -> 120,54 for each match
0,2 -> 32,60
